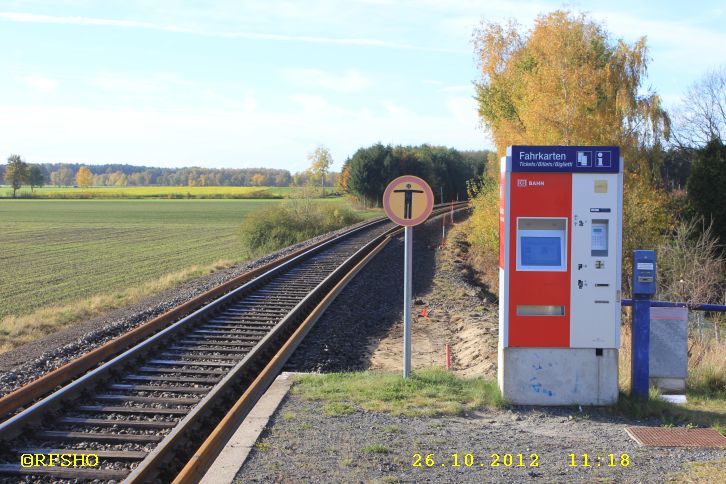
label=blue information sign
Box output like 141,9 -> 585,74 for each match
509,146 -> 620,173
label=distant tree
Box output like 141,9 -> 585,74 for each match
686,138 -> 726,244
58,165 -> 74,186
27,165 -> 45,192
76,166 -> 93,188
674,66 -> 726,147
274,171 -> 290,186
251,173 -> 266,186
661,147 -> 694,190
337,161 -> 351,193
307,145 -> 333,194
5,154 -> 28,198
108,171 -> 127,186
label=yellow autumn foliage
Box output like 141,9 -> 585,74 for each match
468,10 -> 672,292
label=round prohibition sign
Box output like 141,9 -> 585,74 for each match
383,175 -> 434,226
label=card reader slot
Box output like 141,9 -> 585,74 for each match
594,283 -> 609,287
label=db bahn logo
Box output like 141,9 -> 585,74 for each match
517,179 -> 544,187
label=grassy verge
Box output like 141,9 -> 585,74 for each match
291,368 -> 503,417
611,389 -> 725,435
617,323 -> 726,434
666,458 -> 726,483
0,259 -> 233,352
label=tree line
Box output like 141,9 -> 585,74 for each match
2,161 -> 317,195
339,144 -> 489,207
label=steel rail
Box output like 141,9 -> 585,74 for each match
0,217 -> 386,420
0,202 -> 470,482
173,223 -> 398,483
0,215 -> 392,439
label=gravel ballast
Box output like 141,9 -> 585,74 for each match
0,218 -> 378,397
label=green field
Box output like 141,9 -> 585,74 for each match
0,197 -> 380,351
2,185 -> 285,199
0,185 -> 336,199
0,199 -> 287,320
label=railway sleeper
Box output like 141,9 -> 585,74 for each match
0,464 -> 131,481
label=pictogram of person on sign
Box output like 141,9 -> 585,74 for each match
393,183 -> 424,219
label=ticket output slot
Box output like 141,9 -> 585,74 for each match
516,305 -> 566,316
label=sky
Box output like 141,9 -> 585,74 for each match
1,1 -> 725,172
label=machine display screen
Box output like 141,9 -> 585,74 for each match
520,236 -> 562,267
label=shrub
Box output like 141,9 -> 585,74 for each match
465,175 -> 499,258
239,201 -> 362,257
622,172 -> 671,296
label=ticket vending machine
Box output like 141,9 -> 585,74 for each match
498,145 -> 623,405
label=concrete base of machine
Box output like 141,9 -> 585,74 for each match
498,347 -> 619,405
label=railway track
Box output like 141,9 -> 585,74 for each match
0,202 -> 468,483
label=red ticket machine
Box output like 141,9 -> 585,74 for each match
498,146 -> 623,405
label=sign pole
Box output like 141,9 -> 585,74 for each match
381,175 -> 434,380
403,226 -> 413,378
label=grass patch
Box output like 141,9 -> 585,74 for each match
282,411 -> 296,422
238,199 -> 363,258
382,425 -> 400,433
254,442 -> 271,452
0,259 -> 233,352
618,325 -> 725,434
0,199 -> 279,320
611,388 -> 725,435
322,402 -> 356,416
667,458 -> 726,483
361,443 -> 389,454
292,368 -> 503,417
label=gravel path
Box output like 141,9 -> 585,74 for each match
0,218 -> 377,397
234,396 -> 725,483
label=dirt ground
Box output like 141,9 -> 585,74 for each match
366,222 -> 499,377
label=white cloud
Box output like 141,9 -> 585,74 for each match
87,77 -> 158,94
86,73 -> 194,94
285,69 -> 372,92
0,10 -> 454,51
23,76 -> 57,93
0,11 -> 191,31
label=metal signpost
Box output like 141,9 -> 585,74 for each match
383,175 -> 434,378
631,250 -> 657,399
